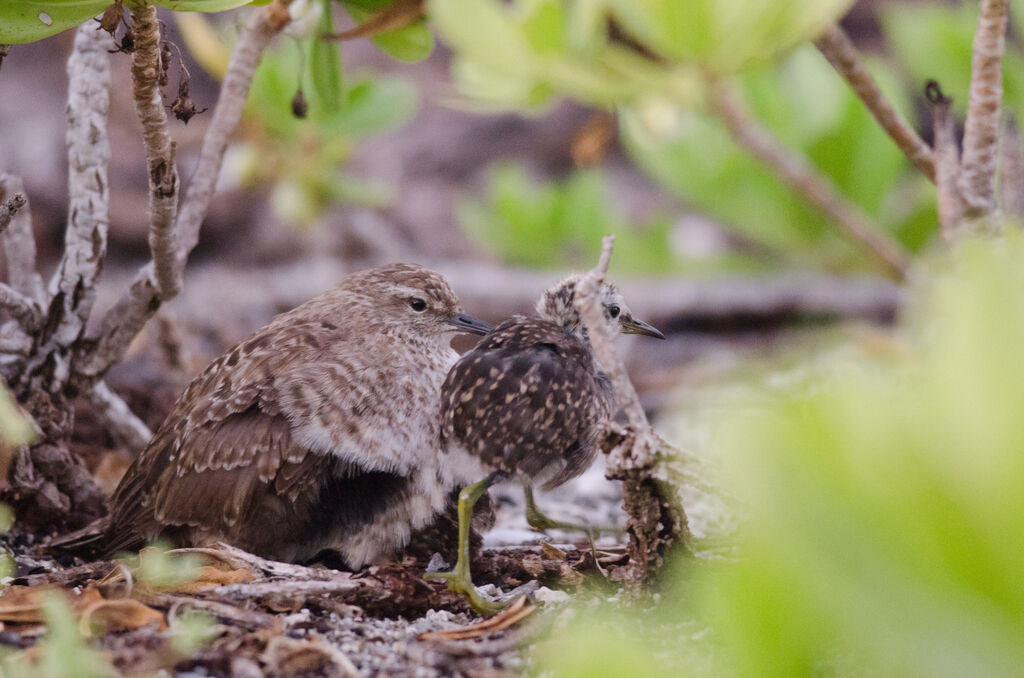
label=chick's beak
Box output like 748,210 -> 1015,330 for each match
623,316 -> 666,340
448,312 -> 492,336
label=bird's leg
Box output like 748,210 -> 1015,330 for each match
524,485 -> 623,538
424,473 -> 508,616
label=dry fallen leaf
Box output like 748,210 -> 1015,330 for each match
0,585 -> 103,624
79,597 -> 166,635
418,595 -> 536,641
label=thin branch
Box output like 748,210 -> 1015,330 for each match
86,381 -> 153,452
575,236 -> 649,434
47,22 -> 111,350
0,192 -> 26,237
130,5 -> 180,299
0,175 -> 45,306
959,0 -> 1009,220
999,116 -> 1024,220
0,284 -> 39,328
927,82 -> 965,240
80,1 -> 292,380
709,82 -> 910,281
814,24 -> 935,182
575,236 -> 690,584
175,0 -> 292,258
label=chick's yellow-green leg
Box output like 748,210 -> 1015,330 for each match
424,474 -> 507,616
524,485 -> 623,538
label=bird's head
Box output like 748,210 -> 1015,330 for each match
341,264 -> 491,341
535,274 -> 665,341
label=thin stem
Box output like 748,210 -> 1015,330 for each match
709,82 -> 909,280
87,381 -> 153,452
130,4 -> 180,299
927,81 -> 965,240
0,192 -> 26,237
815,24 -> 935,182
0,175 -> 45,306
959,0 -> 1009,220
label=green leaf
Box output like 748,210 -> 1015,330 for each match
0,1 -> 108,44
152,0 -> 255,11
342,1 -> 434,62
0,1 -> 256,44
311,0 -> 344,113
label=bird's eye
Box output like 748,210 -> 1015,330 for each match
409,297 -> 427,312
608,304 -> 621,319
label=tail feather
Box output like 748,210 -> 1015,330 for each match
45,518 -> 109,559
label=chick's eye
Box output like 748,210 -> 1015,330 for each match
409,297 -> 427,312
608,304 -> 621,319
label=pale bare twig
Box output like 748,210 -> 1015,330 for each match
0,284 -> 39,328
81,1 -> 292,380
815,24 -> 936,182
0,175 -> 45,306
47,23 -> 111,350
709,81 -> 910,280
130,5 -> 180,299
0,192 -> 25,237
959,0 -> 1009,221
575,236 -> 650,435
176,0 -> 292,257
927,81 -> 965,240
575,236 -> 689,584
999,116 -> 1024,220
87,381 -> 153,452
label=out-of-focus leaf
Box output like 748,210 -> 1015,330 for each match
0,383 -> 34,447
175,12 -> 232,80
311,0 -> 344,112
343,0 -> 434,62
0,0 -> 256,44
882,2 -> 1024,120
0,1 -> 108,44
152,0 -> 254,11
621,46 -> 936,269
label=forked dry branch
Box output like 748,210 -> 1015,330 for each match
0,2 -> 293,529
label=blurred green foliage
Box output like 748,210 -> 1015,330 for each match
222,33 -> 418,225
430,0 -> 851,108
2,595 -> 114,678
540,235 -> 1024,677
0,0 -> 256,44
458,165 -> 676,272
622,45 -> 938,271
436,0 -> 1024,274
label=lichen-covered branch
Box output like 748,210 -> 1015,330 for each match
87,381 -> 153,452
81,1 -> 292,380
0,175 -> 45,306
0,191 -> 26,237
46,22 -> 111,352
959,0 -> 1009,220
927,82 -> 966,239
575,235 -> 689,586
815,24 -> 935,182
709,82 -> 910,281
0,284 -> 38,328
130,5 -> 180,299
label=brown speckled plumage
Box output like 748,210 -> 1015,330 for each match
102,264 -> 490,566
441,274 -> 659,491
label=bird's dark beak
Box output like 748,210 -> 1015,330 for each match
448,312 -> 492,336
622,316 -> 666,340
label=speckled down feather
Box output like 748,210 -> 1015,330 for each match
440,316 -> 614,490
